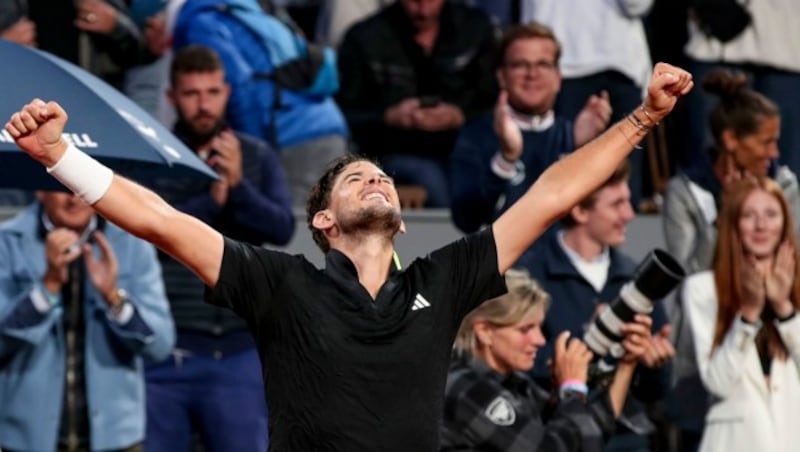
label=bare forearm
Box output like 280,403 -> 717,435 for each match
94,176 -> 177,245
608,361 -> 637,417
528,113 -> 646,214
494,112 -> 648,271
491,63 -> 693,273
94,176 -> 224,286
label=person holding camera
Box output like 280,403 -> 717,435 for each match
142,45 -> 294,452
519,160 -> 676,452
441,269 -> 652,452
683,177 -> 800,452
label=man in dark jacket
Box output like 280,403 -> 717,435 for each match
337,0 -> 498,207
143,45 -> 294,452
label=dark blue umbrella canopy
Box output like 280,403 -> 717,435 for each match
0,40 -> 217,190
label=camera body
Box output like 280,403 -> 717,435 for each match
583,249 -> 685,358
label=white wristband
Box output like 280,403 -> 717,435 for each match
46,144 -> 113,205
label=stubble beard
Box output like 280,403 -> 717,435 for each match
175,113 -> 225,148
339,205 -> 402,239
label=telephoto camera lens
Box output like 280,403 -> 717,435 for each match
584,249 -> 685,358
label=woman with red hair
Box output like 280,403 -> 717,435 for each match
684,177 -> 800,452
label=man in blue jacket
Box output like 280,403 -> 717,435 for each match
0,191 -> 174,451
521,161 -> 676,452
143,44 -> 294,452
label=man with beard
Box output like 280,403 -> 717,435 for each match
5,61 -> 693,451
143,45 -> 294,452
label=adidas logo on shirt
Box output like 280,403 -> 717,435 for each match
411,293 -> 431,311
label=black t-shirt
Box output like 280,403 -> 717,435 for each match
205,228 -> 506,451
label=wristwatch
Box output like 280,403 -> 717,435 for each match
108,288 -> 129,317
559,388 -> 588,403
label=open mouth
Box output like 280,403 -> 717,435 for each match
362,191 -> 388,202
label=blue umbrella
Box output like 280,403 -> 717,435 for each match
0,40 -> 217,191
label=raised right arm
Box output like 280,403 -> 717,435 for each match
5,99 -> 224,288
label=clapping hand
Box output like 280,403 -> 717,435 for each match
574,90 -> 612,147
42,228 -> 85,293
84,231 -> 120,306
765,241 -> 796,318
741,254 -> 767,322
493,90 -> 523,162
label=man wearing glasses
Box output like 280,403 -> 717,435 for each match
451,22 -> 612,234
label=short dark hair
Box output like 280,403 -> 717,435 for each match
306,154 -> 377,253
498,22 -> 562,69
170,45 -> 224,86
561,159 -> 631,228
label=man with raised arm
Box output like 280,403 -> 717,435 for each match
4,62 -> 692,452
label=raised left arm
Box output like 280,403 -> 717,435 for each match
493,63 -> 692,273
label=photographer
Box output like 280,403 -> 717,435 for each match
519,161 -> 675,452
441,269 -> 652,452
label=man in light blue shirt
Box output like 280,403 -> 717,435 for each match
0,191 -> 174,451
